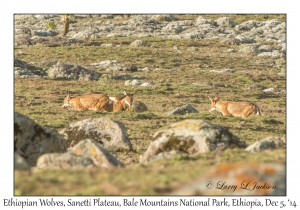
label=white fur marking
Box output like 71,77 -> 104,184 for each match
109,97 -> 117,102
209,108 -> 217,112
125,101 -> 131,107
63,104 -> 69,108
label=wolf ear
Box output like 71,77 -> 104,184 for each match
67,92 -> 70,100
208,96 -> 212,102
131,91 -> 135,95
213,96 -> 219,101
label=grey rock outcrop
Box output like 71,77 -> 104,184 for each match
36,152 -> 95,170
70,139 -> 124,168
214,17 -> 236,28
130,40 -> 146,47
47,61 -> 100,81
130,101 -> 148,112
166,104 -> 199,116
14,15 -> 285,60
245,136 -> 286,153
257,50 -> 285,58
14,112 -> 67,166
36,139 -> 124,169
140,119 -> 247,163
60,117 -> 132,152
14,152 -> 31,171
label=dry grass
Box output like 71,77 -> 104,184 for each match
14,14 -> 286,195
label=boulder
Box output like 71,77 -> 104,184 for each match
214,17 -> 236,28
14,152 -> 31,171
14,58 -> 31,68
245,136 -> 286,153
70,139 -> 124,168
210,69 -> 236,74
258,45 -> 274,52
174,162 -> 285,195
47,61 -> 100,81
239,43 -> 261,53
124,79 -> 142,86
140,119 -> 247,163
166,104 -> 199,116
194,16 -> 213,26
60,117 -> 132,152
130,40 -> 146,47
262,88 -> 276,93
257,50 -> 285,58
235,35 -> 256,43
14,112 -> 67,166
36,152 -> 95,170
130,101 -> 148,112
235,20 -> 257,31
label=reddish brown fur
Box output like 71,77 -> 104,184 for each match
61,91 -> 134,112
108,91 -> 134,112
208,96 -> 261,119
61,93 -> 110,111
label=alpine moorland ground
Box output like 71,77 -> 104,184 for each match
14,14 -> 286,195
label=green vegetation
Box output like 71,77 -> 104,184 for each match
14,14 -> 286,195
45,20 -> 56,30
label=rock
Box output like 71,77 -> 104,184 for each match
47,61 -> 100,81
14,112 -> 67,166
174,162 -> 285,195
194,16 -> 213,26
130,101 -> 148,112
14,152 -> 31,171
100,43 -> 114,47
34,14 -> 58,19
70,139 -> 124,168
162,22 -> 184,34
235,20 -> 257,31
235,35 -> 256,43
33,30 -> 58,37
258,45 -> 274,52
36,152 -> 95,170
247,83 -> 267,90
140,119 -> 247,163
210,69 -> 236,74
125,79 -> 142,86
91,60 -> 119,69
245,136 -> 286,153
123,64 -> 138,72
257,50 -> 285,58
222,38 -> 241,45
141,67 -> 152,72
239,43 -> 261,53
151,14 -> 178,21
130,40 -> 146,47
166,104 -> 199,116
112,73 -> 143,80
214,17 -> 236,28
262,88 -> 276,93
60,117 -> 132,152
14,66 -> 47,79
14,58 -> 31,68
